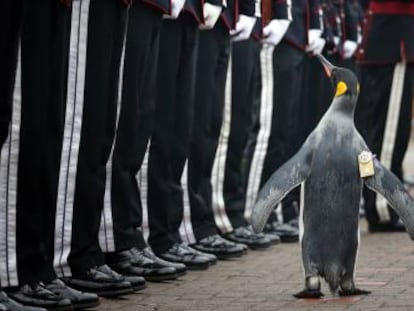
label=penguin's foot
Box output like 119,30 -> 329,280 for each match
338,288 -> 371,296
293,289 -> 324,299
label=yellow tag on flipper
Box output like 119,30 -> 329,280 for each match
335,81 -> 348,96
358,151 -> 375,178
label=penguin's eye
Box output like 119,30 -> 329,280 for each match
335,81 -> 348,97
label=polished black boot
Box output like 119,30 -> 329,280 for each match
223,226 -> 272,249
0,291 -> 47,311
43,280 -> 99,310
106,248 -> 178,282
191,235 -> 247,259
7,283 -> 72,311
62,265 -> 134,298
141,248 -> 187,277
155,243 -> 215,270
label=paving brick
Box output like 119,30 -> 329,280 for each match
93,137 -> 414,310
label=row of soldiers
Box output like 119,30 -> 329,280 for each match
0,0 -> 413,310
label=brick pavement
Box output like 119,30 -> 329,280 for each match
97,139 -> 414,311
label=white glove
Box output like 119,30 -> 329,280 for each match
307,29 -> 322,45
343,40 -> 358,59
163,0 -> 186,19
307,37 -> 326,54
261,19 -> 290,46
229,14 -> 256,42
305,29 -> 325,54
333,36 -> 340,46
199,3 -> 222,30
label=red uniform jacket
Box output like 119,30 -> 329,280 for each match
357,0 -> 414,64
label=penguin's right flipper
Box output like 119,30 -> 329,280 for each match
293,289 -> 324,299
250,138 -> 315,233
364,159 -> 414,239
338,288 -> 371,296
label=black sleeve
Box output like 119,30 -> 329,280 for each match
272,0 -> 292,20
309,0 -> 323,29
239,0 -> 256,16
205,0 -> 223,7
344,0 -> 360,41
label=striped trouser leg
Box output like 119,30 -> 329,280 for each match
244,44 -> 275,221
53,0 -> 90,277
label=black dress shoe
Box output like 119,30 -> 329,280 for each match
122,275 -> 146,292
141,248 -> 187,277
156,243 -> 212,270
264,232 -> 281,245
288,218 -> 299,229
62,265 -> 133,298
191,235 -> 247,259
368,222 -> 406,233
7,283 -> 72,311
0,291 -> 47,311
186,245 -> 218,265
224,226 -> 272,249
43,280 -> 99,310
106,247 -> 178,282
264,222 -> 299,243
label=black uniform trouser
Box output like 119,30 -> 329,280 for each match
222,39 -> 261,229
14,0 -> 71,285
355,63 -> 414,225
0,0 -> 22,288
0,0 -> 21,148
187,21 -> 231,240
68,0 -> 127,273
147,14 -> 199,254
258,43 -> 307,222
109,1 -> 162,252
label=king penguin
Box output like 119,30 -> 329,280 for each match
250,54 -> 414,298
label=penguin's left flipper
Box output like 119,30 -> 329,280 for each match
338,288 -> 371,296
250,137 -> 316,233
364,158 -> 414,240
293,289 -> 324,299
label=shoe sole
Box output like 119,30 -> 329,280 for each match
22,304 -> 73,311
6,296 -> 74,311
73,300 -> 101,310
247,243 -> 272,250
280,236 -> 299,243
185,263 -> 210,271
175,270 -> 187,278
94,287 -> 135,298
145,273 -> 179,282
214,250 -> 247,260
268,239 -> 281,245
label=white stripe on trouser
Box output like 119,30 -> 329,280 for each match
299,181 -> 305,280
287,0 -> 293,21
376,63 -> 406,223
99,9 -> 129,253
254,0 -> 261,17
138,142 -> 151,242
299,182 -> 305,244
54,0 -> 90,277
179,161 -> 196,244
244,44 -> 275,220
0,45 -> 21,287
210,49 -> 233,234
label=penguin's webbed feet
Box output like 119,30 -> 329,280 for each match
338,288 -> 371,296
293,289 -> 324,299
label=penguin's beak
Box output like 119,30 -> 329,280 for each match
316,54 -> 334,78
